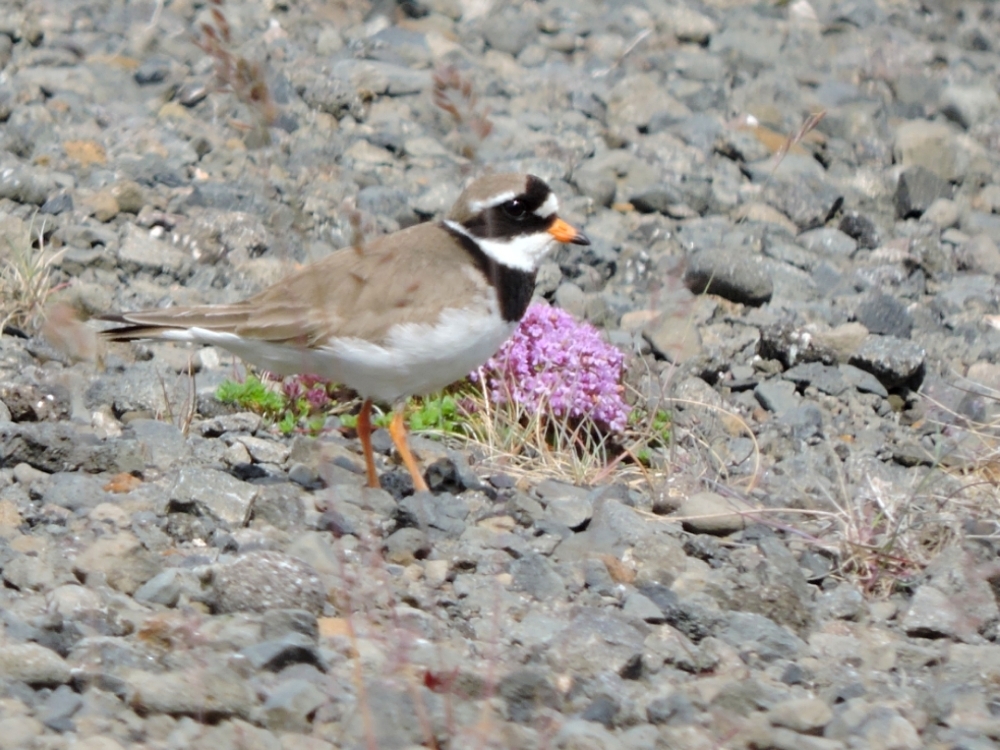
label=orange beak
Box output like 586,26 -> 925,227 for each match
548,218 -> 590,246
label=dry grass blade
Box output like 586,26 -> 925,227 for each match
772,110 -> 826,168
733,110 -> 827,221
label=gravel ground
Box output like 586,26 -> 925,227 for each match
2,0 -> 1000,748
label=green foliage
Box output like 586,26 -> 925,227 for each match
216,376 -> 284,415
408,393 -> 463,434
628,407 -> 672,466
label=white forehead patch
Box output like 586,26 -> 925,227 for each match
468,191 -> 516,214
444,220 -> 555,272
534,192 -> 559,219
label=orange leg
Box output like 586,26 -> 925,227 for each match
389,409 -> 429,492
356,399 -> 380,489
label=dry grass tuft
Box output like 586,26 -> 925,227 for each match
195,0 -> 277,143
432,66 -> 493,160
0,216 -> 65,335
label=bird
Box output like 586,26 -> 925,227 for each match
100,173 -> 589,492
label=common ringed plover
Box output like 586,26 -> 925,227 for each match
101,173 -> 589,491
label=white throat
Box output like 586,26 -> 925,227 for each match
444,220 -> 555,272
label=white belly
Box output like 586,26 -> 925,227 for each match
175,308 -> 516,403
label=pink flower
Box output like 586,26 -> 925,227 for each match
472,303 -> 628,433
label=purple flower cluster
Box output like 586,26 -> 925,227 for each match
474,303 -> 629,433
280,373 -> 333,411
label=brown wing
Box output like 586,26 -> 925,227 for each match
102,223 -> 489,345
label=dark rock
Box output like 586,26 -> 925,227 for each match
838,211 -> 880,249
854,293 -> 914,338
499,669 -> 559,723
849,335 -> 926,389
637,583 -> 723,642
240,633 -> 324,672
0,423 -> 143,474
0,382 -> 71,422
134,55 -> 173,85
895,166 -> 951,219
684,248 -> 773,305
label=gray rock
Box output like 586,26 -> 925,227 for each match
849,335 -> 925,389
623,591 -> 666,624
854,293 -> 913,338
132,568 -> 197,607
40,472 -> 112,511
499,668 -> 559,723
126,418 -> 190,470
630,184 -> 685,215
117,224 -> 190,277
902,547 -> 999,641
510,551 -> 566,600
818,585 -> 866,621
262,609 -> 318,640
483,8 -> 537,55
684,248 -> 773,305
798,227 -> 858,259
240,632 -> 322,672
397,491 -> 468,537
169,467 -> 257,527
125,666 -> 254,719
893,120 -> 967,182
331,59 -> 429,97
894,166 -> 951,219
838,212 -> 880,249
543,494 -> 593,530
0,380 -> 70,423
717,612 -> 805,661
839,363 -> 888,397
39,684 -> 82,732
233,434 -> 290,465
767,697 -> 833,732
551,608 -> 645,677
959,211 -> 1000,245
0,422 -> 143,474
0,717 -> 44,750
253,484 -> 306,531
0,643 -> 71,686
208,551 -> 326,615
958,234 -> 1000,274
783,362 -> 848,396
755,379 -> 799,415
0,164 -> 57,205
675,491 -> 748,535
553,719 -> 625,750
263,678 -> 326,733
357,184 -> 418,229
940,83 -> 1000,129
762,174 -> 843,231
384,526 -> 430,564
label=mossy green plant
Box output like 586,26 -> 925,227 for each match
216,375 -> 284,416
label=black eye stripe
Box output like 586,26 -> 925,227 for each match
521,175 -> 552,214
463,206 -> 552,239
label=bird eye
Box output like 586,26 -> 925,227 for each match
502,199 -> 527,220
